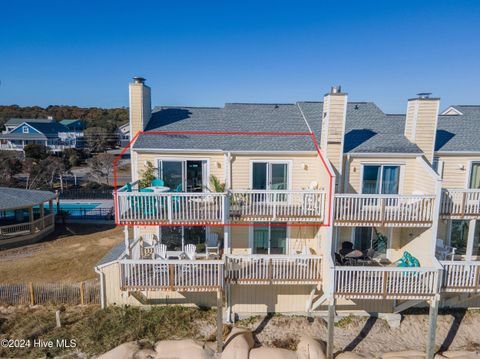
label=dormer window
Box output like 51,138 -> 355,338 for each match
22,126 -> 28,133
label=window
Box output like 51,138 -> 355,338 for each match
353,227 -> 388,254
251,162 -> 289,190
362,165 -> 400,194
449,220 -> 480,257
160,226 -> 206,252
252,224 -> 287,254
22,126 -> 28,133
469,162 -> 480,189
158,159 -> 207,192
450,220 -> 470,256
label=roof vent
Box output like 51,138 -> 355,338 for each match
331,85 -> 341,94
132,76 -> 146,84
417,92 -> 432,99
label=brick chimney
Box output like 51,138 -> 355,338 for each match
129,76 -> 151,140
321,86 -> 348,177
404,93 -> 440,164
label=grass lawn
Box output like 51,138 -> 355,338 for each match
0,224 -> 125,283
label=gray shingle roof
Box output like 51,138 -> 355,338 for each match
135,104 -> 313,152
435,106 -> 480,152
137,101 -> 478,155
134,133 -> 316,152
96,241 -> 126,267
6,118 -> 53,126
298,102 -> 422,154
0,187 -> 56,211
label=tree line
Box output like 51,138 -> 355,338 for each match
0,105 -> 128,132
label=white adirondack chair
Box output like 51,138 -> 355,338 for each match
184,244 -> 197,260
206,233 -> 220,258
436,239 -> 456,261
153,244 -> 167,260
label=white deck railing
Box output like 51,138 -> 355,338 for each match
334,266 -> 439,299
441,261 -> 480,292
440,189 -> 480,219
334,194 -> 436,227
230,190 -> 327,222
116,192 -> 226,224
0,214 -> 55,239
225,255 -> 322,284
119,259 -> 224,291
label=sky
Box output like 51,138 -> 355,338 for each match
1,0 -> 479,113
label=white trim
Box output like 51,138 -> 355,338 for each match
10,122 -> 44,135
156,157 -> 211,192
441,106 -> 463,116
435,151 -> 480,156
359,163 -> 403,195
248,223 -> 291,255
466,161 -> 480,189
296,103 -> 313,133
249,160 -> 293,190
134,148 -> 316,155
346,152 -> 421,158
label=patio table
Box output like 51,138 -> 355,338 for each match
145,186 -> 170,193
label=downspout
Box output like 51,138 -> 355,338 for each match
94,266 -> 106,309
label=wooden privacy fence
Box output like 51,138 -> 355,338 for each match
0,280 -> 100,305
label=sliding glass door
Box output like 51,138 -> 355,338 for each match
158,160 -> 207,192
362,165 -> 400,194
252,223 -> 287,254
160,226 -> 207,252
469,162 -> 480,189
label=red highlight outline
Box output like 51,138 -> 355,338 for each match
113,131 -> 333,228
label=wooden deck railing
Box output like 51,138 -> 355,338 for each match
119,259 -> 224,291
229,190 -> 327,222
225,255 -> 322,284
334,194 -> 436,227
117,192 -> 226,224
440,189 -> 480,219
441,261 -> 480,292
0,213 -> 55,239
334,266 -> 439,299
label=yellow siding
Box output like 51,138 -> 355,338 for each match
129,83 -> 151,140
437,154 -> 480,188
345,155 -> 436,195
134,152 -> 225,186
404,99 -> 439,163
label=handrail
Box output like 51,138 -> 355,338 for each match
334,265 -> 439,299
440,260 -> 480,291
440,189 -> 480,218
334,193 -> 436,226
225,254 -> 322,283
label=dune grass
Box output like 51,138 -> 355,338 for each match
0,224 -> 124,283
0,305 -> 216,358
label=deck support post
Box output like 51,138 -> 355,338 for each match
124,226 -> 130,257
216,289 -> 223,354
426,297 -> 439,359
326,299 -> 336,359
28,206 -> 34,233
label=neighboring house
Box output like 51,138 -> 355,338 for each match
96,78 -> 480,359
0,118 -> 84,151
116,123 -> 130,147
0,187 -> 56,248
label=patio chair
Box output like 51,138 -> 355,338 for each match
138,188 -> 157,217
206,233 -> 220,258
153,244 -> 167,260
436,239 -> 456,261
151,178 -> 165,187
184,244 -> 197,260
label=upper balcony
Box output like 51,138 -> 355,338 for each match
440,189 -> 480,219
116,183 -> 327,225
334,193 -> 436,227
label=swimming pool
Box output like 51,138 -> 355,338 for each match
47,203 -> 102,217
